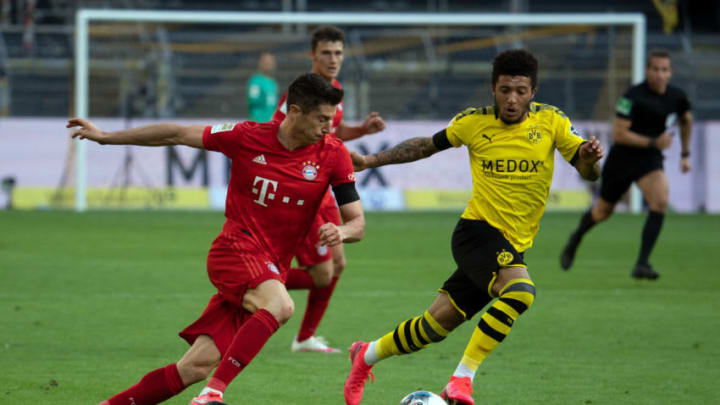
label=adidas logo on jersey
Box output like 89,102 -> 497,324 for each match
253,155 -> 267,165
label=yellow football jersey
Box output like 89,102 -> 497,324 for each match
446,102 -> 585,251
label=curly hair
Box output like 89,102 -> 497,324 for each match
492,49 -> 539,89
311,26 -> 345,51
287,73 -> 344,113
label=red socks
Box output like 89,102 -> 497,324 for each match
207,309 -> 280,392
285,268 -> 316,290
297,276 -> 339,342
284,268 -> 340,342
106,363 -> 185,405
105,310 -> 280,403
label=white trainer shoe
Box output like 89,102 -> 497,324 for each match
291,335 -> 341,353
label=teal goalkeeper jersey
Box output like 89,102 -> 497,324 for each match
246,73 -> 278,122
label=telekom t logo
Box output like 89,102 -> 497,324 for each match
252,176 -> 278,207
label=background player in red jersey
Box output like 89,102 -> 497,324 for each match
273,25 -> 386,354
69,73 -> 365,405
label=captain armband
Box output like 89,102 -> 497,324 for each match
332,182 -> 360,206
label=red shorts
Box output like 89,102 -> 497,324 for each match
179,222 -> 285,355
295,191 -> 341,267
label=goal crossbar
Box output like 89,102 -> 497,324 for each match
74,9 -> 647,211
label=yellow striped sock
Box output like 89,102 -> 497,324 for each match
374,311 -> 450,360
460,279 -> 535,371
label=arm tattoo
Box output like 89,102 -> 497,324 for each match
373,137 -> 439,166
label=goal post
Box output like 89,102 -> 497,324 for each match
73,9 -> 646,212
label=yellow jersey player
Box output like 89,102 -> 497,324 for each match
343,49 -> 604,405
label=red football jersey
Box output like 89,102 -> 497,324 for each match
271,78 -> 343,132
202,120 -> 355,269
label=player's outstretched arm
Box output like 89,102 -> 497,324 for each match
573,136 -> 604,181
350,136 -> 440,172
318,200 -> 365,246
335,112 -> 386,141
67,118 -> 206,149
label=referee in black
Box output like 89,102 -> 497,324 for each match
559,49 -> 693,279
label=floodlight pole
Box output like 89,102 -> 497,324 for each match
74,10 -> 646,212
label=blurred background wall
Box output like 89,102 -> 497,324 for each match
0,0 -> 717,212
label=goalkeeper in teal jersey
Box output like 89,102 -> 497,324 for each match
246,52 -> 278,122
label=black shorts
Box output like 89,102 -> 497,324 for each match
440,218 -> 526,320
599,147 -> 664,203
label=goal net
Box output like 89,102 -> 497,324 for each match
62,10 -> 645,211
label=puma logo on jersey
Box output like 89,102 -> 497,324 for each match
253,154 -> 267,165
482,134 -> 493,142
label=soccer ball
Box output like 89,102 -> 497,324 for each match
399,390 -> 447,405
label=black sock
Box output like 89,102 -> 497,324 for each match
637,211 -> 665,266
571,209 -> 597,245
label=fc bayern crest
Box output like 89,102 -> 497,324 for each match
266,262 -> 280,275
301,160 -> 320,181
317,244 -> 328,256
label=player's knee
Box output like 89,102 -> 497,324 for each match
277,303 -> 295,324
593,205 -> 612,222
332,254 -> 346,276
498,279 -> 536,316
310,264 -> 333,288
429,294 -> 465,331
267,299 -> 295,325
649,196 -> 668,212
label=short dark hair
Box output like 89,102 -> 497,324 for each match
647,49 -> 671,66
311,25 -> 344,51
287,73 -> 344,113
492,49 -> 539,89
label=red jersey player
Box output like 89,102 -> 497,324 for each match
69,73 -> 365,405
272,26 -> 386,354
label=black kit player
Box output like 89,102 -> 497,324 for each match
560,49 -> 693,279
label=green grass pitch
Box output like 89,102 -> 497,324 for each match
1,210 -> 719,404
